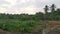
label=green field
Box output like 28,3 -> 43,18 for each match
0,19 -> 46,33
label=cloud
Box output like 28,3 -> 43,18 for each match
6,5 -> 40,14
0,0 -> 60,14
0,0 -> 9,5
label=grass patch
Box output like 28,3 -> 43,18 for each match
0,19 -> 46,33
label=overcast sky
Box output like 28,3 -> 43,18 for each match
0,0 -> 60,14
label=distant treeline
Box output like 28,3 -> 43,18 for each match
0,4 -> 60,20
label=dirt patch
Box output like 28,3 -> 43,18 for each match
0,29 -> 11,34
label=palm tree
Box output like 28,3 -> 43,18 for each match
44,5 -> 49,20
50,4 -> 56,20
51,4 -> 56,12
44,5 -> 49,28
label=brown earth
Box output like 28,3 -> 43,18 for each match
34,20 -> 60,33
0,29 -> 11,34
45,20 -> 60,28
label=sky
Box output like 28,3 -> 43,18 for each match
0,0 -> 60,14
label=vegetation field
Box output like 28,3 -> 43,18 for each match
0,19 -> 46,33
0,4 -> 60,34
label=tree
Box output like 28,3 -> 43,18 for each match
50,4 -> 56,20
44,5 -> 49,20
50,4 -> 56,12
44,5 -> 49,14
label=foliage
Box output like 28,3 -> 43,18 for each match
0,19 -> 46,32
